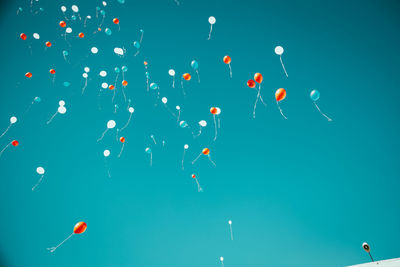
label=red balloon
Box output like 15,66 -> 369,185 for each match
120,137 -> 125,143
11,140 -> 19,146
247,79 -> 255,88
109,85 -> 115,90
254,73 -> 263,83
20,33 -> 27,40
113,18 -> 119,24
202,148 -> 210,155
73,222 -> 87,234
223,55 -> 231,64
25,72 -> 32,78
59,21 -> 66,27
78,32 -> 84,38
45,41 -> 52,47
183,73 -> 191,81
275,88 -> 286,102
122,80 -> 128,86
191,174 -> 196,179
49,69 -> 56,74
210,107 -> 217,115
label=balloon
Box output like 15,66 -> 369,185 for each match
78,32 -> 84,38
202,148 -> 210,155
105,28 -> 112,35
59,21 -> 66,27
184,144 -> 189,149
254,73 -> 263,83
223,55 -> 231,64
100,10 -> 105,16
247,79 -> 255,88
71,5 -> 79,12
228,220 -> 232,224
104,150 -> 110,157
101,82 -> 108,89
179,121 -> 188,128
62,50 -> 69,56
114,67 -> 120,73
11,140 -> 19,146
133,41 -> 140,49
145,72 -> 150,79
36,167 -> 45,175
33,33 -> 40,39
109,85 -> 115,90
113,18 -> 119,24
73,222 -> 87,234
168,69 -> 175,76
145,147 -> 151,154
59,100 -> 65,106
114,47 -> 124,56
275,88 -> 286,102
215,107 -> 221,115
58,106 -> 67,114
107,120 -> 116,128
34,97 -> 41,102
183,73 -> 191,81
220,257 -> 224,262
150,83 -> 158,90
50,69 -> 56,74
25,72 -> 32,78
121,66 -> 128,72
119,137 -> 125,143
176,105 -> 180,110
66,27 -> 72,33
82,73 -> 88,78
122,80 -> 128,86
210,107 -> 217,115
162,97 -> 167,104
118,0 -> 125,3
99,71 -> 107,77
84,67 -> 90,73
208,16 -> 216,24
20,33 -> 27,40
102,1 -> 107,6
192,174 -> 196,178
10,117 -> 17,124
91,47 -> 98,54
191,60 -> 199,70
71,15 -> 77,21
128,107 -> 134,113
45,41 -> 52,47
61,6 -> 67,12
310,90 -> 320,101
63,81 -> 70,87
275,46 -> 284,55
199,120 -> 207,127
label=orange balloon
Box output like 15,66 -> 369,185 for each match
59,21 -> 66,27
11,140 -> 19,146
25,72 -> 32,78
120,137 -> 125,143
183,73 -> 191,81
223,55 -> 231,64
49,69 -> 56,74
45,41 -> 52,47
144,61 -> 148,66
78,32 -> 84,38
247,79 -> 255,88
202,148 -> 210,155
113,18 -> 119,24
73,222 -> 87,234
210,107 -> 217,115
109,85 -> 115,90
98,28 -> 102,31
191,174 -> 196,179
275,88 -> 286,102
20,33 -> 27,40
254,73 -> 263,83
122,80 -> 128,86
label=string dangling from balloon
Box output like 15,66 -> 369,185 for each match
97,120 -> 116,142
81,72 -> 88,95
32,167 -> 45,191
120,107 -> 134,132
207,16 -> 216,40
192,148 -> 216,166
195,120 -> 207,137
191,174 -> 203,192
210,108 -> 219,141
103,150 -> 111,178
275,88 -> 288,119
24,97 -> 41,115
182,144 -> 188,170
49,68 -> 56,86
150,134 -> 157,145
145,148 -> 152,166
191,60 -> 200,83
228,220 -> 234,240
223,56 -> 232,78
176,106 -> 181,123
0,116 -> 17,139
161,97 -> 177,119
181,73 -> 191,96
47,222 -> 87,253
168,69 -> 176,88
275,46 -> 288,77
220,257 -> 224,267
47,102 -> 67,125
118,137 -> 125,158
0,140 -> 18,158
310,90 -> 332,121
249,73 -> 266,119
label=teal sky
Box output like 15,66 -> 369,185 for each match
0,0 -> 399,266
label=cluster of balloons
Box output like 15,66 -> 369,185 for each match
247,73 -> 267,119
46,100 -> 67,124
210,107 -> 221,141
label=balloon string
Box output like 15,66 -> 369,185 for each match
47,233 -> 74,253
151,136 -> 157,145
195,126 -> 202,138
104,158 -> 111,178
181,78 -> 186,96
139,31 -> 144,44
229,224 -> 234,240
177,110 -> 181,123
276,101 -> 287,120
174,0 -> 180,5
164,104 -> 177,119
97,128 -> 109,142
112,88 -> 117,103
118,24 -> 120,31
208,24 -> 213,40
208,155 -> 216,167
46,112 -> 58,125
120,114 -> 132,132
23,101 -> 35,116
192,152 -> 202,165
280,56 -> 288,77
0,143 -> 11,158
121,87 -> 127,102
221,262 -> 224,267
213,115 -> 218,141
134,49 -> 140,57
99,15 -> 105,28
181,149 -> 186,170
228,64 -> 232,78
314,102 -> 332,121
84,17 -> 88,27
0,124 -> 12,139
195,179 -> 203,192
118,144 -> 124,158
172,76 -> 175,88
114,73 -> 119,90
149,153 -> 153,166
32,175 -> 45,191
82,78 -> 88,95
218,116 -> 221,129
196,70 -> 200,83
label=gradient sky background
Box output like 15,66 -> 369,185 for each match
0,0 -> 399,267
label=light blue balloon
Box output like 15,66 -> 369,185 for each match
145,72 -> 150,78
105,28 -> 112,35
191,60 -> 199,70
39,7 -> 44,11
150,83 -> 158,90
114,67 -> 120,73
18,7 -> 23,11
34,96 -> 41,102
133,41 -> 140,49
117,0 -> 125,3
145,147 -> 151,154
71,15 -> 76,20
62,50 -> 68,56
310,90 -> 320,102
100,10 -> 105,16
96,6 -> 100,11
121,66 -> 128,72
179,121 -> 188,128
140,29 -> 144,33
63,81 -> 71,87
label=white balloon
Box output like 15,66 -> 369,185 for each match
59,100 -> 65,106
36,167 -> 45,175
128,107 -> 134,113
114,47 -> 124,56
228,220 -> 232,224
82,73 -> 88,78
176,105 -> 180,110
107,120 -> 116,129
99,70 -> 107,77
216,107 -> 221,115
162,97 -> 168,104
220,257 -> 224,262
101,82 -> 108,89
275,46 -> 284,55
199,120 -> 207,127
61,6 -> 67,12
168,69 -> 175,76
91,47 -> 98,54
33,33 -> 40,39
103,149 -> 110,157
71,5 -> 79,12
184,144 -> 189,149
84,67 -> 90,73
10,116 -> 17,124
66,27 -> 72,33
102,1 -> 107,6
86,15 -> 92,19
208,16 -> 216,25
58,106 -> 67,114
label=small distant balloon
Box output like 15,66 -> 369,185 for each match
99,71 -> 107,77
20,33 -> 27,40
91,47 -> 98,54
103,150 -> 110,157
168,69 -> 175,76
33,33 -> 40,39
